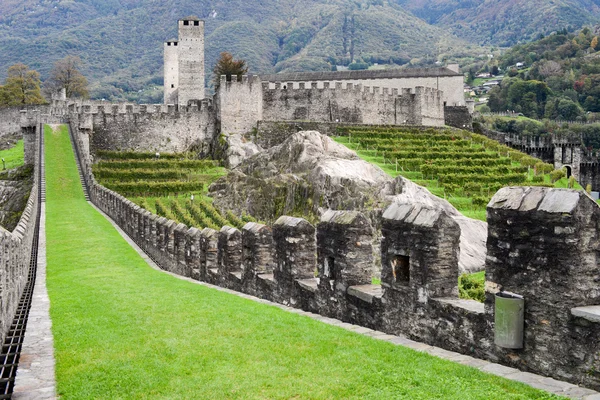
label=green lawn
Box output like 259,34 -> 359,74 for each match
45,124 -> 559,399
0,139 -> 24,170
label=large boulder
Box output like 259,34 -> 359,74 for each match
210,130 -> 486,273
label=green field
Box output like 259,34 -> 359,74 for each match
45,125 -> 564,399
0,139 -> 24,170
335,126 -> 573,221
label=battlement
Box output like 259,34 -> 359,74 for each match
259,81 -> 443,102
220,74 -> 262,88
179,16 -> 203,26
70,99 -> 213,117
259,66 -> 463,83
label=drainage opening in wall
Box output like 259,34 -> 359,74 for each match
391,255 -> 410,284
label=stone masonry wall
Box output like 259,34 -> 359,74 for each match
69,101 -> 216,154
0,105 -> 53,137
0,118 -> 42,345
262,73 -> 465,107
217,75 -> 263,135
261,83 -> 444,128
486,187 -> 600,388
216,76 -> 445,136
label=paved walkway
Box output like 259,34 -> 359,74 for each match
13,203 -> 57,400
93,202 -> 600,400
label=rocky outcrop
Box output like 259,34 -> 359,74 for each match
0,166 -> 33,231
209,130 -> 486,273
223,133 -> 262,169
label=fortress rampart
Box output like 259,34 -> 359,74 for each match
0,114 -> 43,345
62,99 -> 216,154
217,75 -> 445,135
69,119 -> 600,391
259,66 -> 465,108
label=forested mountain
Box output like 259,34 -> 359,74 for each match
395,0 -> 600,46
482,27 -> 600,122
0,0 -> 472,100
1,0 -> 599,101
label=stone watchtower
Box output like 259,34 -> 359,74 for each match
163,16 -> 205,107
163,39 -> 179,104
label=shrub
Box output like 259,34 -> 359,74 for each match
459,273 -> 485,302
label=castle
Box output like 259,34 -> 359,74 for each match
2,16 -> 600,396
163,17 -> 472,133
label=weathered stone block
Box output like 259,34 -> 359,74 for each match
185,228 -> 202,281
273,216 -> 316,304
173,223 -> 189,277
217,226 -> 242,289
241,222 -> 274,296
381,202 -> 460,301
317,210 -> 374,291
486,187 -> 600,388
200,228 -> 219,284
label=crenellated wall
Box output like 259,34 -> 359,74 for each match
217,75 -> 445,135
67,100 -> 216,154
70,113 -> 600,390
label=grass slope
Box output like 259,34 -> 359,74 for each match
0,139 -> 24,170
44,124 -> 558,398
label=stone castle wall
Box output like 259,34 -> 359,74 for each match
68,101 -> 215,154
163,40 -> 179,104
217,75 -> 263,136
70,119 -> 600,390
261,69 -> 465,107
0,117 -> 42,345
217,76 -> 445,135
0,105 -> 55,137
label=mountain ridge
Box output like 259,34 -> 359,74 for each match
1,0 -> 598,100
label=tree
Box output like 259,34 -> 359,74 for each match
1,64 -> 44,106
538,60 -> 562,78
47,56 -> 89,98
591,36 -> 599,51
212,52 -> 248,90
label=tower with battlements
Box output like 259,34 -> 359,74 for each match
163,39 -> 179,104
164,16 -> 205,106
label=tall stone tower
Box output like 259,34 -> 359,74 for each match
177,16 -> 205,106
163,39 -> 179,104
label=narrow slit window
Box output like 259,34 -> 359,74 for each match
325,256 -> 335,280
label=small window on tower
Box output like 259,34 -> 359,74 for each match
194,21 -> 199,26
183,20 -> 189,26
171,84 -> 175,88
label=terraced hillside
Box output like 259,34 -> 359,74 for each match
92,151 -> 254,229
335,126 -> 570,221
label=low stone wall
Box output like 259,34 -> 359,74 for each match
444,106 -> 472,130
0,105 -> 56,137
0,121 -> 42,344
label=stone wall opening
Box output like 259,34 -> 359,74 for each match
324,256 -> 335,280
391,255 -> 410,284
565,165 -> 572,178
